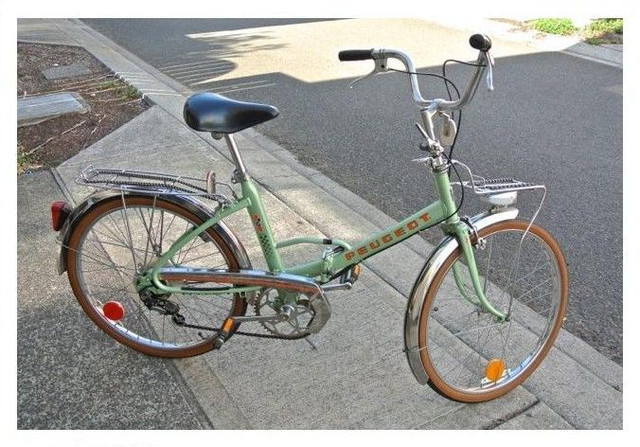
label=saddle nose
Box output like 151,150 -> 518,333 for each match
183,92 -> 279,134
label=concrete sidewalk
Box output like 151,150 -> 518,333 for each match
17,18 -> 623,430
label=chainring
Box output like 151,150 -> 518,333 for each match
253,288 -> 315,338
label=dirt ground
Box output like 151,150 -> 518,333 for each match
17,42 -> 149,174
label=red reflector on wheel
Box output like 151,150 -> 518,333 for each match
103,301 -> 125,321
51,201 -> 71,231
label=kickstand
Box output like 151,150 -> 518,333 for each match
304,337 -> 318,350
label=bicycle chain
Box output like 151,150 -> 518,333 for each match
144,290 -> 308,341
173,319 -> 309,340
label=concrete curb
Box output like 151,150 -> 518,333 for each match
18,18 -> 623,430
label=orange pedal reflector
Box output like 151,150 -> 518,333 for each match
222,318 -> 235,333
485,358 -> 506,382
103,301 -> 124,321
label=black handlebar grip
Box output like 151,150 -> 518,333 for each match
469,34 -> 492,51
338,49 -> 374,61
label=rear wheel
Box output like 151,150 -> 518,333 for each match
66,194 -> 248,358
418,220 -> 568,402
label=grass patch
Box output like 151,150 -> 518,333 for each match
530,18 -> 578,35
97,80 -> 120,90
121,84 -> 140,100
97,79 -> 141,101
587,18 -> 623,34
584,18 -> 623,44
17,143 -> 41,174
528,17 -> 623,45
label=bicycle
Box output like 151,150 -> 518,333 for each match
51,34 -> 568,403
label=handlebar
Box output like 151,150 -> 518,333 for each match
338,34 -> 494,113
469,33 -> 492,51
338,49 -> 375,61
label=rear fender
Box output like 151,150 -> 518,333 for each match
57,191 -> 251,274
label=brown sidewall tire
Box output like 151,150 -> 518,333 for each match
66,195 -> 247,358
418,220 -> 568,402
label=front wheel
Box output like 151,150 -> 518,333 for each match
418,220 -> 568,402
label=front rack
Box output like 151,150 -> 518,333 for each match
456,176 -> 545,194
76,166 -> 235,204
451,162 -> 545,194
449,161 -> 546,208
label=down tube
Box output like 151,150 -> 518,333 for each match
329,201 -> 445,273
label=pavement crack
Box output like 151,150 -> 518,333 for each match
480,399 -> 541,430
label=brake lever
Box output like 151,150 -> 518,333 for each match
349,56 -> 388,89
484,51 -> 495,92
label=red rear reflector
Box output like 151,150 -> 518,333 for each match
103,301 -> 125,321
51,201 -> 70,231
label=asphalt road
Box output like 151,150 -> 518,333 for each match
81,18 -> 624,365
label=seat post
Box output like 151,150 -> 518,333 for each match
223,134 -> 249,181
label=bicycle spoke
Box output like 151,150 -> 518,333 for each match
103,211 -> 135,250
88,225 -> 131,250
119,200 -> 139,269
179,251 -> 225,266
513,277 -> 553,304
135,205 -> 154,268
176,230 -> 201,265
72,242 -> 135,275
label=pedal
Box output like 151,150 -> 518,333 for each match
349,264 -> 361,284
213,317 -> 235,349
322,264 -> 362,292
342,264 -> 362,286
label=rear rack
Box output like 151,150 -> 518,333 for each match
76,166 -> 235,204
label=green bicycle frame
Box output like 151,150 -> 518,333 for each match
139,154 -> 505,320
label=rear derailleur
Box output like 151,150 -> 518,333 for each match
139,289 -> 186,325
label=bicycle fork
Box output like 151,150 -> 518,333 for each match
432,167 -> 507,322
451,227 -> 507,321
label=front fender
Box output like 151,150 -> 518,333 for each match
57,191 -> 251,274
403,208 -> 519,385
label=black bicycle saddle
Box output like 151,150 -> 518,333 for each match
183,92 -> 279,134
